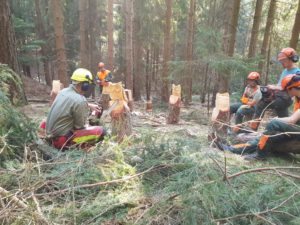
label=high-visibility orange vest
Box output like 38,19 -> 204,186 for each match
97,70 -> 111,81
294,97 -> 300,112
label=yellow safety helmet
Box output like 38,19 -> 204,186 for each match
71,68 -> 93,83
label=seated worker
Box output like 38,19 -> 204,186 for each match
216,73 -> 300,160
230,72 -> 262,127
250,47 -> 300,130
96,62 -> 113,95
45,68 -> 106,149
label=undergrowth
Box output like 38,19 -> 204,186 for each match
1,113 -> 300,224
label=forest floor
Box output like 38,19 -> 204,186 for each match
3,81 -> 300,224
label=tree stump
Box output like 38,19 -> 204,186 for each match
167,84 -> 181,124
103,82 -> 132,141
210,93 -> 230,140
146,100 -> 153,112
124,89 -> 133,111
50,80 -> 63,105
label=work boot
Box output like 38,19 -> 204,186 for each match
214,141 -> 235,152
244,151 -> 267,161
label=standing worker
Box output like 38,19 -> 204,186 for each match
250,47 -> 300,130
96,62 -> 113,95
45,68 -> 106,149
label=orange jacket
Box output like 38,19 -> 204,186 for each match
294,97 -> 300,112
97,70 -> 111,81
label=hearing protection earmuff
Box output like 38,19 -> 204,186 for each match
81,75 -> 94,92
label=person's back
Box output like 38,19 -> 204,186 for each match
46,85 -> 88,139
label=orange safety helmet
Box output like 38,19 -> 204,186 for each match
247,72 -> 260,80
277,48 -> 299,62
98,62 -> 105,68
281,74 -> 300,90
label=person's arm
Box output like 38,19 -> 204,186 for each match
88,103 -> 101,113
105,72 -> 113,82
267,84 -> 282,91
275,110 -> 300,124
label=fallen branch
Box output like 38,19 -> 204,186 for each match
0,186 -> 50,224
214,191 -> 300,223
227,167 -> 300,180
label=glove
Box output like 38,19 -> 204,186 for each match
241,96 -> 249,104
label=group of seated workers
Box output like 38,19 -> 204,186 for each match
219,47 -> 300,160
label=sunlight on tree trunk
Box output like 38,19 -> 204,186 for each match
290,0 -> 300,50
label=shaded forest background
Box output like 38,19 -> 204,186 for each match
1,0 -> 300,103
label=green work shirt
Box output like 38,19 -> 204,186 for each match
46,85 -> 89,138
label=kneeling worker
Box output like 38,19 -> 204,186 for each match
230,72 -> 262,127
217,73 -> 300,160
46,68 -> 106,149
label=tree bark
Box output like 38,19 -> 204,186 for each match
107,0 -> 114,70
183,0 -> 196,104
79,0 -> 89,68
290,0 -> 300,50
258,0 -> 277,75
219,0 -> 240,92
51,0 -> 69,87
133,0 -> 142,100
0,0 -> 20,74
125,0 -> 134,91
34,0 -> 51,86
161,0 -> 173,102
248,0 -> 264,58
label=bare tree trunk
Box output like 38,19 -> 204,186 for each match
79,0 -> 89,68
34,0 -> 51,86
107,0 -> 114,70
201,63 -> 209,103
248,0 -> 264,58
133,0 -> 142,100
183,0 -> 196,104
161,0 -> 173,102
51,0 -> 69,87
219,0 -> 240,92
0,0 -> 20,74
125,0 -> 133,91
290,0 -> 300,50
258,0 -> 276,74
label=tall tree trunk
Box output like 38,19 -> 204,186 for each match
183,0 -> 196,104
88,0 -> 100,76
79,0 -> 89,68
107,0 -> 114,70
219,0 -> 241,92
34,0 -> 51,86
227,0 -> 241,57
51,0 -> 69,87
290,0 -> 300,50
0,0 -> 20,74
258,0 -> 276,75
146,48 -> 151,101
248,0 -> 264,58
133,1 -> 142,101
161,0 -> 173,102
125,0 -> 133,91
